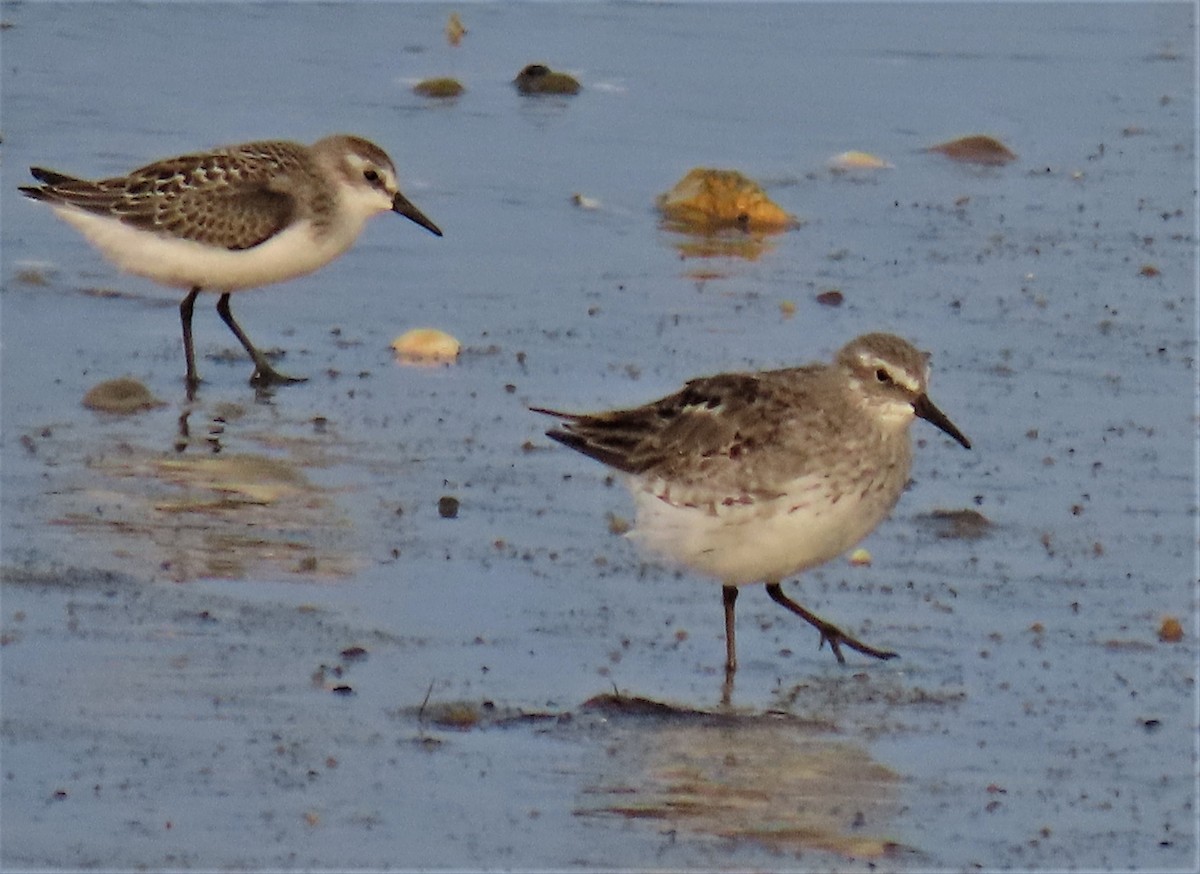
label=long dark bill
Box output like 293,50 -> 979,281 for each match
913,393 -> 971,449
393,192 -> 443,237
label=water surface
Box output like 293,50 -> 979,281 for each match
1,2 -> 1195,870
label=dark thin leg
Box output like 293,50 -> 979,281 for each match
722,585 -> 739,676
721,585 -> 738,705
215,292 -> 306,387
765,582 -> 898,665
180,287 -> 201,395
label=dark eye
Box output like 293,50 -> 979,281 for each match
363,168 -> 380,183
875,368 -> 892,384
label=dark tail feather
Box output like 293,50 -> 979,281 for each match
529,406 -> 593,456
21,167 -> 89,202
532,414 -> 645,475
29,167 -> 81,186
528,404 -> 578,421
544,426 -> 644,474
542,426 -> 588,453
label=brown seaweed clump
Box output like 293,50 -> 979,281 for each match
82,377 -> 165,414
927,135 -> 1017,166
657,168 -> 796,234
514,63 -> 581,95
413,77 -> 465,99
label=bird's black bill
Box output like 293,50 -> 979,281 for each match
914,394 -> 971,449
392,192 -> 443,237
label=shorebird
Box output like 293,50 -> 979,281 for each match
533,332 -> 971,684
20,134 -> 442,392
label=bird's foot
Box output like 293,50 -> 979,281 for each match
764,582 -> 899,666
249,363 -> 307,388
814,620 -> 898,665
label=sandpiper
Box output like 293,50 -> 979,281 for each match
533,332 -> 971,684
20,135 -> 442,392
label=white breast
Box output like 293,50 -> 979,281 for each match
51,205 -> 366,292
628,467 -> 907,586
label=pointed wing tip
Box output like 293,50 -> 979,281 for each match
528,404 -> 577,420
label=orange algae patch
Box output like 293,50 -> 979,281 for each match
1158,616 -> 1183,643
927,135 -> 1017,166
657,168 -> 796,233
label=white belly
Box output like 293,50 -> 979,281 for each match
628,472 -> 903,585
53,206 -> 363,292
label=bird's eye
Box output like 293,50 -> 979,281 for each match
875,368 -> 892,384
363,168 -> 380,184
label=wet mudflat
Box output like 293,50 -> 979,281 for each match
1,3 -> 1195,870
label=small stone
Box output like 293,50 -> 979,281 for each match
828,150 -> 893,172
927,135 -> 1017,166
514,63 -> 580,95
413,77 -> 465,99
82,377 -> 165,414
392,328 -> 461,364
848,548 -> 872,567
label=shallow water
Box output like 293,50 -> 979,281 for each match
1,2 -> 1196,870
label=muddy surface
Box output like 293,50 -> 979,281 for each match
2,3 -> 1195,870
